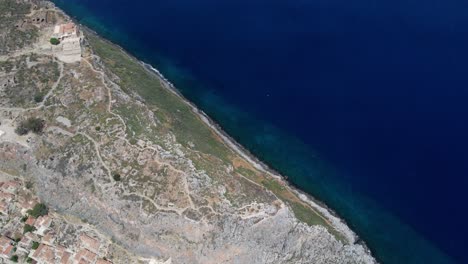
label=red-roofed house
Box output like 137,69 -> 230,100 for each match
41,231 -> 55,245
79,234 -> 100,253
61,252 -> 72,264
0,200 -> 9,215
30,244 -> 55,263
26,216 -> 36,226
53,23 -> 79,40
1,181 -> 19,194
19,196 -> 38,214
73,248 -> 97,264
17,232 -> 39,253
0,191 -> 14,202
55,245 -> 72,264
34,215 -> 52,236
0,236 -> 14,259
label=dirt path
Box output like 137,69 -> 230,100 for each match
0,60 -> 64,114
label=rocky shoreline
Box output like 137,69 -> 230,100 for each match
77,20 -> 376,263
140,61 -> 377,259
42,2 -> 378,262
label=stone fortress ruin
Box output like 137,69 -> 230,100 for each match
49,22 -> 82,63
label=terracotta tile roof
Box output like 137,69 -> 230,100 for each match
42,232 -> 55,245
61,23 -> 76,33
0,236 -> 13,258
18,232 -> 37,249
26,216 -> 36,225
35,215 -> 51,226
54,23 -> 78,36
19,197 -> 38,211
32,244 -> 55,263
34,215 -> 52,235
74,248 -> 97,264
79,234 -> 100,253
1,181 -> 19,194
0,191 -> 14,202
19,235 -> 32,245
0,200 -> 8,214
32,243 -> 44,258
60,251 -> 71,264
0,236 -> 10,246
2,245 -> 13,257
56,245 -> 72,264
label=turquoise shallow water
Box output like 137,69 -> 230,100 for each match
51,0 -> 468,263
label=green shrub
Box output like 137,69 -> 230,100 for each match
15,125 -> 29,136
25,181 -> 33,189
31,241 -> 39,250
15,117 -> 45,135
23,224 -> 36,234
10,255 -> 18,262
27,118 -> 45,133
34,93 -> 44,103
26,257 -> 33,263
27,203 -> 48,218
50,37 -> 60,45
112,173 -> 121,181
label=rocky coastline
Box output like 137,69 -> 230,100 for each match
80,16 -> 377,263
0,1 -> 378,262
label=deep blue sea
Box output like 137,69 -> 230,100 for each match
52,0 -> 468,263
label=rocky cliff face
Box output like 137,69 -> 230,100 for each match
0,1 -> 376,263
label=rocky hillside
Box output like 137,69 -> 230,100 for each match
0,1 -> 376,263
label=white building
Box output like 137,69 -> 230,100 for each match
51,22 -> 83,63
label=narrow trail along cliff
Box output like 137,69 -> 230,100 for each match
0,1 -> 376,263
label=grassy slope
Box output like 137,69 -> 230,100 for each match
86,33 -> 346,242
87,33 -> 231,163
